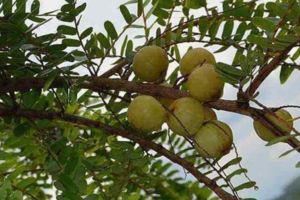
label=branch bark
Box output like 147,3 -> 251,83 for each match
0,106 -> 237,200
0,77 -> 247,114
1,76 -> 300,152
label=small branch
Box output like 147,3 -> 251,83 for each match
246,41 -> 299,97
100,60 -> 128,78
97,16 -> 140,72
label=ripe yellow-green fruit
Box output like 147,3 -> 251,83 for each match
127,95 -> 166,132
132,46 -> 169,82
203,107 -> 217,121
187,63 -> 224,102
253,109 -> 293,142
194,120 -> 233,158
167,97 -> 204,137
179,48 -> 216,75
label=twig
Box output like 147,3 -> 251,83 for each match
246,40 -> 299,97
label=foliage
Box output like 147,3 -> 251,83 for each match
0,0 -> 299,199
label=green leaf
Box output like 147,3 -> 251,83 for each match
43,70 -> 60,91
214,46 -> 230,53
121,35 -> 128,57
279,147 -> 300,158
153,7 -> 169,19
208,20 -> 221,40
227,168 -> 248,180
234,22 -> 247,41
215,63 -> 246,84
16,177 -> 36,189
198,16 -> 210,39
97,33 -> 110,48
220,157 -> 242,171
280,65 -> 294,84
57,174 -> 82,199
187,16 -> 194,40
125,40 -> 133,57
252,17 -> 277,33
13,123 -> 31,136
247,35 -> 272,48
31,0 -> 40,15
185,0 -> 206,9
173,45 -> 181,61
10,191 -> 23,200
74,3 -> 87,16
57,25 -> 77,35
137,0 -> 143,16
22,90 -> 40,108
296,161 -> 300,168
222,20 -> 234,39
146,0 -> 159,19
63,39 -> 81,47
266,2 -> 287,17
120,5 -> 133,24
254,3 -> 265,17
3,0 -> 12,15
234,181 -> 256,191
104,21 -> 118,39
85,194 -> 102,200
266,134 -> 297,146
80,27 -> 93,39
292,48 -> 300,61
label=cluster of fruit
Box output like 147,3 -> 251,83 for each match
127,46 -> 294,158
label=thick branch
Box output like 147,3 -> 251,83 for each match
0,76 -> 299,152
0,106 -> 236,200
0,77 -> 247,114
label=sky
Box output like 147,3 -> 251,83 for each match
36,0 -> 300,199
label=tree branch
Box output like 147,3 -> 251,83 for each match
246,41 -> 298,97
100,59 -> 128,78
0,106 -> 237,200
0,76 -> 299,152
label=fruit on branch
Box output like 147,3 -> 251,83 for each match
166,97 -> 204,137
203,107 -> 217,121
156,83 -> 174,107
127,95 -> 166,132
132,46 -> 169,82
187,63 -> 224,102
194,120 -> 233,158
253,109 -> 293,142
179,48 -> 216,75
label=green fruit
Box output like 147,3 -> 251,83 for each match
194,120 -> 233,158
203,107 -> 217,121
179,48 -> 216,75
167,97 -> 204,137
128,95 -> 166,132
132,46 -> 169,82
187,64 -> 224,102
253,109 -> 293,142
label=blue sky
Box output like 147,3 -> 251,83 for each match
39,0 -> 300,199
